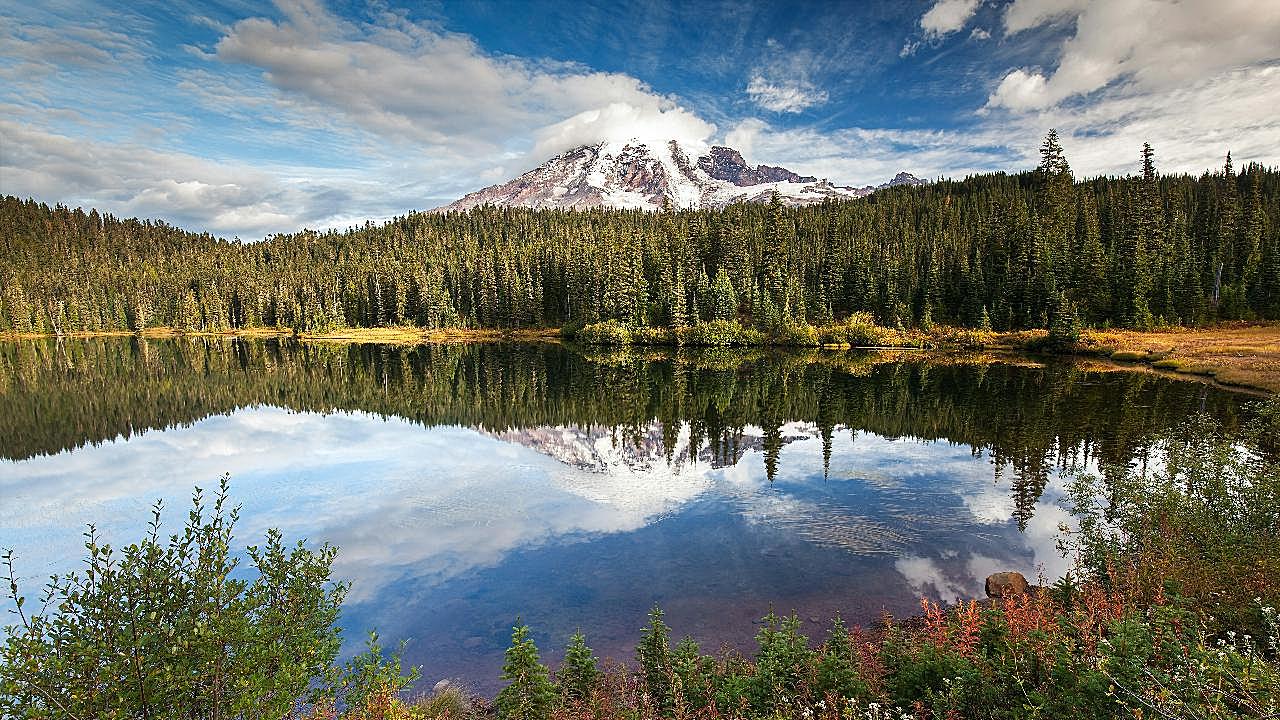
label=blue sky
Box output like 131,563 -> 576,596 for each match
1,0 -> 1278,238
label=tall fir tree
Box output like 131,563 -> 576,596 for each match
495,623 -> 557,720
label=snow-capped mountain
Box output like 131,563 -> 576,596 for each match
436,140 -> 924,212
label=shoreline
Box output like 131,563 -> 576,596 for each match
3,322 -> 1276,393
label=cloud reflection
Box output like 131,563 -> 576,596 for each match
1,406 -> 1073,620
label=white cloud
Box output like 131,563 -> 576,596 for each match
0,120 -> 299,237
972,0 -> 1280,178
212,0 -> 712,155
746,75 -> 829,114
989,0 -> 1280,110
531,102 -> 714,160
921,0 -> 983,37
0,0 -> 716,237
744,40 -> 830,113
1013,64 -> 1280,177
724,118 -> 1007,186
1002,0 -> 1090,34
0,119 -> 435,238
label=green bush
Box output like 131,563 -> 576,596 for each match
0,477 -> 346,720
769,322 -> 819,347
559,320 -> 586,338
814,617 -> 870,703
671,635 -> 715,711
630,326 -> 676,345
882,638 -> 974,709
677,320 -> 761,346
839,312 -> 901,347
636,605 -> 674,716
556,632 -> 598,704
575,320 -> 632,345
749,612 -> 813,714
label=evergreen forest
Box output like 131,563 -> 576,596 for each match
2,134 -> 1278,337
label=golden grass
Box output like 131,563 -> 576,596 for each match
0,326 -> 564,345
1074,322 -> 1280,393
4,322 -> 1277,392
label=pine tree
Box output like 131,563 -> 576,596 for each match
636,605 -> 674,716
750,611 -> 812,714
1036,129 -> 1074,302
763,193 -> 791,308
495,623 -> 556,720
556,631 -> 598,705
814,616 -> 867,702
671,635 -> 712,711
707,268 -> 738,322
1047,290 -> 1081,347
1073,193 -> 1109,322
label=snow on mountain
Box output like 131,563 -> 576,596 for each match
435,139 -> 925,212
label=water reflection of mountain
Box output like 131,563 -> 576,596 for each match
0,338 -> 1249,529
489,422 -> 795,473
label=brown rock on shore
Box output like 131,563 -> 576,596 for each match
985,571 -> 1030,598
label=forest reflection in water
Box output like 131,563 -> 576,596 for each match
0,337 -> 1251,690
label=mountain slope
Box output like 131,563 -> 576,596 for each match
436,139 -> 923,212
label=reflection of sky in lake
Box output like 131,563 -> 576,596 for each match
0,405 -> 1072,693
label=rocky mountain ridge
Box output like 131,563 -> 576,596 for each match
436,140 -> 924,212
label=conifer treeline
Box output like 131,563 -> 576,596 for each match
2,134 -> 1277,334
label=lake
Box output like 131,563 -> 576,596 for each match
0,338 -> 1252,692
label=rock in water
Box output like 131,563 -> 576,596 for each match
985,571 -> 1029,598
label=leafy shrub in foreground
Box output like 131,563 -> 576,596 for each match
1062,400 -> 1280,638
0,476 -> 346,720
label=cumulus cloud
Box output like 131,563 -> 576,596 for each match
901,0 -> 986,56
0,120 -> 305,237
212,0 -> 712,155
1001,0 -> 1090,34
965,0 -> 1280,179
988,0 -> 1280,110
727,54 -> 1279,186
531,102 -> 714,160
1008,64 -> 1280,178
0,118 -> 451,238
0,0 -> 715,237
921,0 -> 983,37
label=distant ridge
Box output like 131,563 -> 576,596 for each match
436,139 -> 924,212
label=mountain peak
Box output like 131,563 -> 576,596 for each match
436,140 -> 923,212
698,145 -> 818,187
886,171 -> 926,187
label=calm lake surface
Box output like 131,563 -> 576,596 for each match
0,338 -> 1253,691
